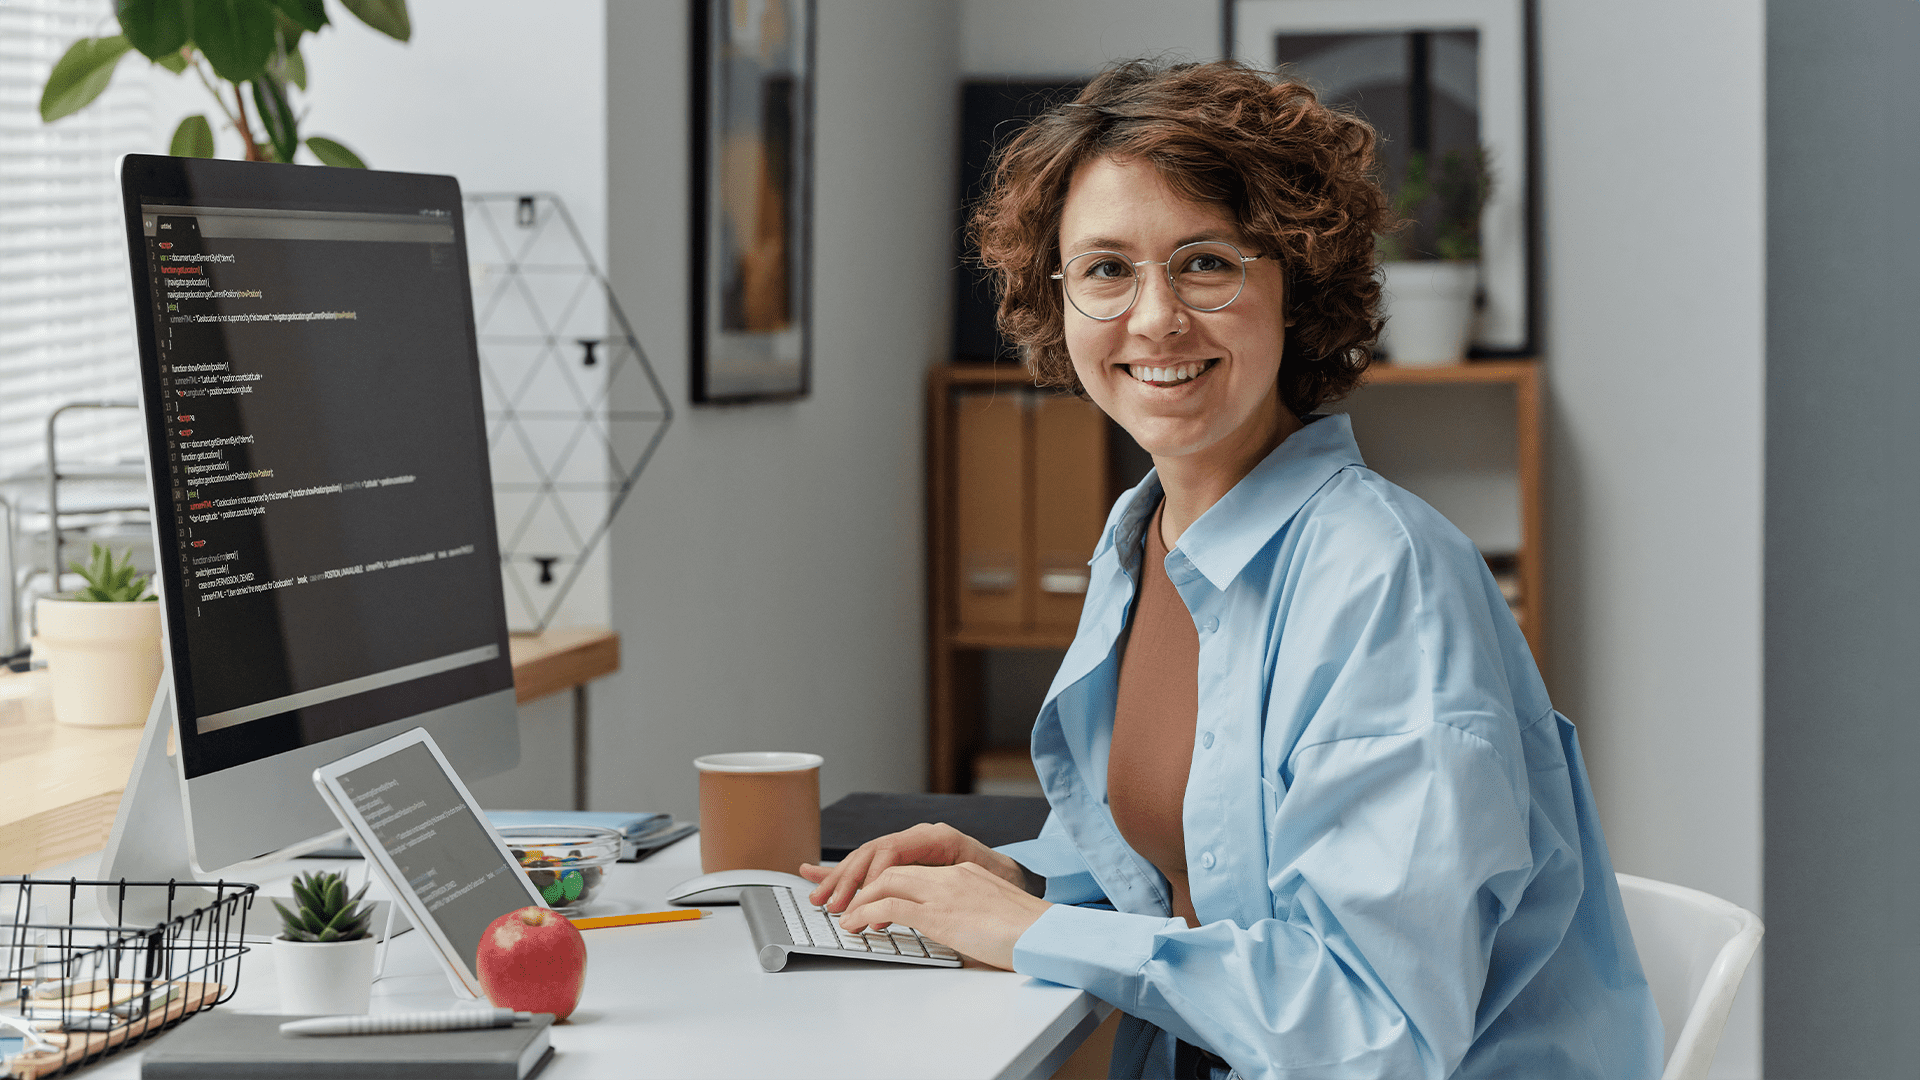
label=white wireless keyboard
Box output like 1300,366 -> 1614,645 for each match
739,885 -> 962,972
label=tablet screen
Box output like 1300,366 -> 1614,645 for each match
332,740 -> 532,971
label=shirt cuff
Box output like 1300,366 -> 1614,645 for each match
1012,900 -> 1184,1008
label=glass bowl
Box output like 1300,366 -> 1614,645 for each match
498,825 -> 622,911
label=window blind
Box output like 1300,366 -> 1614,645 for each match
0,0 -> 151,482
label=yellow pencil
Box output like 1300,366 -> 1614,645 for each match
571,909 -> 705,930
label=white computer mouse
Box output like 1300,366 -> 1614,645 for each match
665,868 -> 819,905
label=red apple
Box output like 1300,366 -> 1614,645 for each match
475,906 -> 587,1021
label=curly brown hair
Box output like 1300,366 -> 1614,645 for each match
971,59 -> 1390,416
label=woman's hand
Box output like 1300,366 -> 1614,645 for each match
799,822 -> 1033,914
836,861 -> 1052,971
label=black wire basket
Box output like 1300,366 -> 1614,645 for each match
1,877 -> 255,1079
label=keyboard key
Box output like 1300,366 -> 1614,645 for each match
862,932 -> 899,955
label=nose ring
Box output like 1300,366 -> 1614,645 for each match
1172,315 -> 1187,336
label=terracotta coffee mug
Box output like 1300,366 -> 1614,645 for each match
695,752 -> 823,874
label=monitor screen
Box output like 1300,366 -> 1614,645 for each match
122,157 -> 515,791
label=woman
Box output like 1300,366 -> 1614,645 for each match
802,59 -> 1661,1080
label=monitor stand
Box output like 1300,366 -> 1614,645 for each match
95,681 -> 218,926
96,680 -> 408,939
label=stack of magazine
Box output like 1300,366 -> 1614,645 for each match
305,810 -> 694,862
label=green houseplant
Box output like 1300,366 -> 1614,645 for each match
34,544 -> 162,727
1377,148 -> 1494,366
273,869 -> 375,943
273,869 -> 380,1014
37,0 -> 413,167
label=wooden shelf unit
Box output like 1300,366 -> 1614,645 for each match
926,360 -> 1544,794
1359,360 -> 1545,656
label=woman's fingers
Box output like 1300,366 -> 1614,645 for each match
807,844 -> 875,909
837,862 -> 1051,971
803,823 -> 986,912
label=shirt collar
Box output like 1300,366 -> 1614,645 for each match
1097,413 -> 1366,591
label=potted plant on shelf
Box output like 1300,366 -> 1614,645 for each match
33,545 -> 162,728
273,870 -> 379,1015
1376,148 -> 1493,366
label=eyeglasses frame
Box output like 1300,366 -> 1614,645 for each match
1050,240 -> 1266,322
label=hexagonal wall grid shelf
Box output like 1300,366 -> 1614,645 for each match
466,192 -> 671,632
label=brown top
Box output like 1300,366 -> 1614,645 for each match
1108,500 -> 1200,926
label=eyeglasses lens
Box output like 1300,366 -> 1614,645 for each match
1062,242 -> 1247,320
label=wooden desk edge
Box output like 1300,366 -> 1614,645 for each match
1,627 -> 621,874
508,627 -> 621,705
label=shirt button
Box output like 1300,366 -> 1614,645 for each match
1202,616 -> 1219,633
1200,852 -> 1216,870
1202,731 -> 1214,749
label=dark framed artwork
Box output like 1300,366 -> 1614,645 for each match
1229,0 -> 1536,355
690,0 -> 815,402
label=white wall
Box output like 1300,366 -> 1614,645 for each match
1537,3 -> 1765,1076
598,2 -> 960,820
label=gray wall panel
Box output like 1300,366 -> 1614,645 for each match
1765,2 -> 1920,1075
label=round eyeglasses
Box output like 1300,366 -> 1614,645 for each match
1051,241 -> 1265,322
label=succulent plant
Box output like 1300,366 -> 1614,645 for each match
273,870 -> 374,943
68,543 -> 156,603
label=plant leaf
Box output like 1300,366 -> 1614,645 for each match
116,0 -> 191,60
268,0 -> 327,33
170,114 -> 214,158
305,136 -> 366,169
191,0 -> 280,84
321,903 -> 369,939
154,47 -> 189,74
339,0 -> 410,41
290,874 -> 320,912
251,77 -> 299,164
280,43 -> 306,90
39,36 -> 133,122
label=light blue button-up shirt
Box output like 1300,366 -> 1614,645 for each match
1002,415 -> 1662,1080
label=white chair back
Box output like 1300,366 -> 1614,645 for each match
1615,873 -> 1763,1080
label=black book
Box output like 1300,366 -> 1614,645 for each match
140,1011 -> 552,1079
820,791 -> 1051,860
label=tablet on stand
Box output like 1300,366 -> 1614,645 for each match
312,728 -> 548,998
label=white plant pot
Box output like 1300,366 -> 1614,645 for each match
32,598 -> 162,727
1378,260 -> 1480,366
274,936 -> 377,1015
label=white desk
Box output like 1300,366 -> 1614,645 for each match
54,837 -> 1108,1079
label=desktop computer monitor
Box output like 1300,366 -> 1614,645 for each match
109,154 -> 519,883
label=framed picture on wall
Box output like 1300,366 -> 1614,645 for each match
1229,0 -> 1536,355
691,0 -> 816,403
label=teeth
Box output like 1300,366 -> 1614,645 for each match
1130,362 -> 1205,385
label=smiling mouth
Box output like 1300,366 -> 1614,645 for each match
1125,359 -> 1218,387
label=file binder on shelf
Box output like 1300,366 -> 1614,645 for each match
1030,394 -> 1108,631
953,391 -> 1029,632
